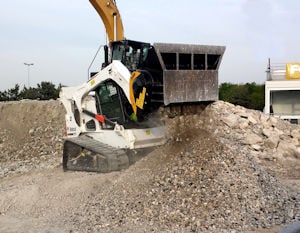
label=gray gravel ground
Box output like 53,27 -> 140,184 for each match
0,100 -> 299,233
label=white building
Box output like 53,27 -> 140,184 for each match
265,61 -> 300,124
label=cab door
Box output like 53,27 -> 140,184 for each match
96,80 -> 126,127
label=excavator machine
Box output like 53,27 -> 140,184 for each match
59,0 -> 226,172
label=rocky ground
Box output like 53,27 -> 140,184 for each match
0,100 -> 64,178
0,100 -> 299,233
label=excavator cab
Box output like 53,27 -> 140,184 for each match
111,40 -> 151,71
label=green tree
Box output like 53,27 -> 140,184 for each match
20,87 -> 40,100
231,85 -> 251,107
219,82 -> 265,111
37,81 -> 59,100
0,90 -> 9,101
219,82 -> 235,102
7,84 -> 21,101
0,81 -> 60,102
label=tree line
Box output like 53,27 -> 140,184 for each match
0,82 -> 61,101
219,82 -> 265,111
0,81 -> 265,111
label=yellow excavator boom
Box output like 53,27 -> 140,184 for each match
89,0 -> 125,42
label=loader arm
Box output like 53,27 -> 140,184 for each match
89,0 -> 124,41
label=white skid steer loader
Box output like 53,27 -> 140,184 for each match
59,1 -> 225,172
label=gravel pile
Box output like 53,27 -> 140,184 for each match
69,106 -> 300,233
0,100 -> 64,177
0,100 -> 299,232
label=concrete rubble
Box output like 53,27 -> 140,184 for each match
0,100 -> 299,232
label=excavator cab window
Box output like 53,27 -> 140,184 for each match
112,44 -> 125,61
111,40 -> 151,71
124,47 -> 142,70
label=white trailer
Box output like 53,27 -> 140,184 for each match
265,62 -> 300,124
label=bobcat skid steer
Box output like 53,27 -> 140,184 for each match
59,0 -> 225,172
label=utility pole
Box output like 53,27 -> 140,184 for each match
24,62 -> 34,87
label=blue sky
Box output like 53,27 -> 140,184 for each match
1,0 -> 300,90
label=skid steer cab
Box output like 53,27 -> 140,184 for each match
59,39 -> 225,172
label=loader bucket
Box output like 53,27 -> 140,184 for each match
153,43 -> 225,105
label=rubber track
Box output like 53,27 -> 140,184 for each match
66,135 -> 126,156
63,135 -> 129,173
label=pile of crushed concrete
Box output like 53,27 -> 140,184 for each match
70,101 -> 300,232
0,100 -> 299,232
203,101 -> 300,161
0,100 -> 65,177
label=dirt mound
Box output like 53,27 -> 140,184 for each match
0,100 -> 65,177
0,100 -> 299,232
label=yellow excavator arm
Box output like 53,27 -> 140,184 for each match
89,0 -> 124,42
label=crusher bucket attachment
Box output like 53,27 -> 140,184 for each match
153,43 -> 226,105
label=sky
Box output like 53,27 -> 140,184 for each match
1,0 -> 300,91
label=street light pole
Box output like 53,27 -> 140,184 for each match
24,62 -> 34,87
